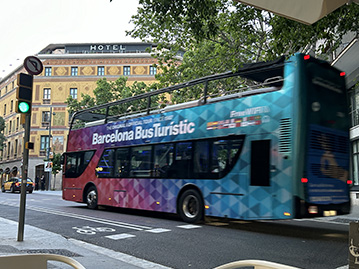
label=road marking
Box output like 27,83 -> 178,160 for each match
145,228 -> 171,233
73,226 -> 116,235
293,218 -> 349,225
106,233 -> 136,240
177,224 -> 201,229
0,201 -> 152,231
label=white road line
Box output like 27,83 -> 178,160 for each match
293,218 -> 349,225
145,228 -> 171,233
106,233 -> 136,240
177,224 -> 201,229
70,238 -> 172,268
0,201 -> 153,231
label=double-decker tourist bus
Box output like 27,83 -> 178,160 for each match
62,53 -> 351,223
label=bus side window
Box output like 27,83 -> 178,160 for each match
96,149 -> 115,178
167,142 -> 192,178
65,151 -> 96,178
115,148 -> 130,177
251,140 -> 270,186
212,140 -> 228,177
194,141 -> 210,175
153,144 -> 174,178
65,153 -> 77,178
129,146 -> 151,177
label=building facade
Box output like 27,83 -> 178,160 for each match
0,42 -> 159,188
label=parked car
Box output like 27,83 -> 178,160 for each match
1,177 -> 34,193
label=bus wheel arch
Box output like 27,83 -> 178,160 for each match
177,185 -> 204,223
83,183 -> 98,209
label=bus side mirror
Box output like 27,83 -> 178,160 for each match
60,154 -> 65,165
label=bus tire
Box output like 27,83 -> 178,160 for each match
86,186 -> 98,209
178,189 -> 204,223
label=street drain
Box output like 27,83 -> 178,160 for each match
24,249 -> 82,257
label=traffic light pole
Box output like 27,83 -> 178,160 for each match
17,57 -> 43,242
17,113 -> 31,242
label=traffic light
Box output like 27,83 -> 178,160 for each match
16,73 -> 33,114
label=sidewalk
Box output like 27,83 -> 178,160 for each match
0,190 -> 171,269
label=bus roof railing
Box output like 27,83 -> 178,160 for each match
70,56 -> 285,130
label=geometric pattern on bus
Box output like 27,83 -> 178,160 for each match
66,60 -> 297,220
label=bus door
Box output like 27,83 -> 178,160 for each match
247,138 -> 276,219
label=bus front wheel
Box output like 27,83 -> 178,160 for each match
86,186 -> 98,209
178,189 -> 204,223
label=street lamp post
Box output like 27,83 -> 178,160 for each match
46,107 -> 55,190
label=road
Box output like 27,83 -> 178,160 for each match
0,191 -> 350,269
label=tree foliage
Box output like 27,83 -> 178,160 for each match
128,0 -> 359,94
65,77 -> 161,116
51,153 -> 62,175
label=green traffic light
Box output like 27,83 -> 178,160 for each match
18,101 -> 30,113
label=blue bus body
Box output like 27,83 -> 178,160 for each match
63,54 -> 351,222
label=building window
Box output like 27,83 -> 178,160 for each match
3,104 -> 6,116
45,67 -> 52,76
10,100 -> 13,113
7,142 -> 10,159
353,140 -> 359,185
43,88 -> 51,104
350,88 -> 359,127
16,117 -> 19,131
71,67 -> 78,76
40,136 -> 50,151
150,66 -> 157,75
123,66 -> 130,76
98,66 -> 105,76
70,88 -> 78,99
42,111 -> 50,122
12,81 -> 14,89
9,121 -> 12,134
14,139 -> 18,158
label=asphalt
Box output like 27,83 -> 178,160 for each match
1,191 -> 359,269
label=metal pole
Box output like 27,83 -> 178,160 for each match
18,113 -> 31,241
46,107 -> 52,190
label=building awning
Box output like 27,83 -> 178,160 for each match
332,38 -> 359,89
236,0 -> 356,25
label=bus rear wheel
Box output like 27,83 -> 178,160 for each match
86,186 -> 98,209
178,189 -> 203,223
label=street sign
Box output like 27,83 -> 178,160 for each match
24,56 -> 43,75
44,161 -> 53,172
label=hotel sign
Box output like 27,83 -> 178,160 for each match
65,43 -> 152,54
89,44 -> 126,53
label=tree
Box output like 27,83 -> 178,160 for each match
128,0 -> 359,97
66,76 -> 161,116
270,4 -> 359,58
51,153 -> 62,190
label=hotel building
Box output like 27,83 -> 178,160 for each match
0,42 -> 159,187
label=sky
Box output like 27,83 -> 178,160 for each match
0,0 -> 139,79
